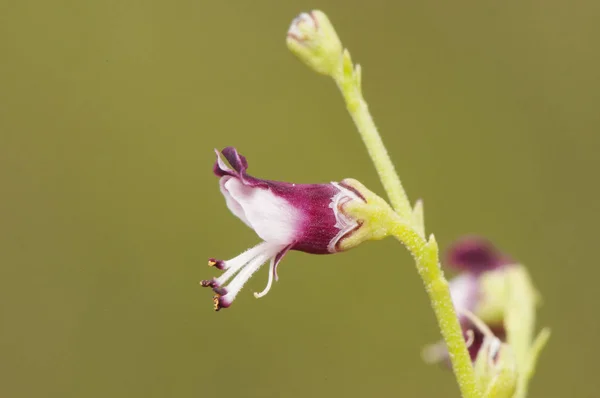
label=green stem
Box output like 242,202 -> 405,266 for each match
332,52 -> 413,220
331,50 -> 479,397
388,215 -> 480,398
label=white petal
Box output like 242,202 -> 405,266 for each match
288,13 -> 314,39
224,178 -> 301,244
449,273 -> 478,313
219,177 -> 252,228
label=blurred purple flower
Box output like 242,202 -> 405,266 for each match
424,237 -> 514,364
446,237 -> 513,360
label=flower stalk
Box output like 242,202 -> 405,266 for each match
388,215 -> 481,398
287,11 -> 414,223
197,9 -> 550,398
288,10 -> 479,398
332,51 -> 414,222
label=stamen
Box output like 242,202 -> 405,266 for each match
200,278 -> 219,288
465,329 -> 475,348
212,242 -> 271,286
229,243 -> 270,269
460,309 -> 494,338
488,337 -> 502,363
221,251 -> 272,302
254,258 -> 276,299
204,242 -> 286,310
212,289 -> 230,312
213,296 -> 218,310
460,309 -> 503,366
208,259 -> 225,270
209,252 -> 273,311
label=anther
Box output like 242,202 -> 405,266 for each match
208,258 -> 225,270
200,279 -> 218,288
465,329 -> 475,348
212,293 -> 230,311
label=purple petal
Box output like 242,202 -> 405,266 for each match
280,183 -> 340,254
213,147 -> 267,188
213,148 -> 370,255
213,149 -> 235,178
445,236 -> 512,273
222,146 -> 248,174
214,148 -> 348,254
449,273 -> 480,325
213,147 -> 249,180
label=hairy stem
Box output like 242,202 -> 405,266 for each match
332,51 -> 413,220
387,215 -> 480,398
332,49 -> 479,398
288,13 -> 479,397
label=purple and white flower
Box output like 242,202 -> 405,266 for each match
201,147 -> 369,311
424,237 -> 513,363
446,236 -> 513,338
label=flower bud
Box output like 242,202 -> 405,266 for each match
423,237 -> 550,396
286,10 -> 343,76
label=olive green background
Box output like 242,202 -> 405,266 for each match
1,1 -> 598,397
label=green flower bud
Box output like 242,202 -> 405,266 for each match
286,10 -> 343,76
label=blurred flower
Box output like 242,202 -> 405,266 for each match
202,147 -> 383,311
423,237 -> 513,362
424,237 -> 549,396
447,237 -> 514,354
286,10 -> 343,76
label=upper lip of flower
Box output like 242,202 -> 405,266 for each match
201,147 -> 367,310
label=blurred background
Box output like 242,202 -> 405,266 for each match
1,1 -> 598,397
